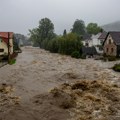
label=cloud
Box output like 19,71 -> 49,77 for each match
0,0 -> 119,35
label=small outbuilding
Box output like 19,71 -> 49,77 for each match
82,46 -> 97,57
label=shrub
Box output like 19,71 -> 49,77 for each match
48,38 -> 59,53
81,54 -> 86,59
9,59 -> 16,65
71,51 -> 80,59
49,33 -> 83,55
108,56 -> 116,61
102,56 -> 117,62
112,64 -> 120,72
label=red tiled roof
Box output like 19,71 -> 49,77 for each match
0,32 -> 13,44
0,32 -> 13,38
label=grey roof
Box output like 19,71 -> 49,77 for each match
82,46 -> 97,55
98,32 -> 107,39
109,31 -> 120,45
82,34 -> 92,41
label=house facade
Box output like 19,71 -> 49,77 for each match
82,33 -> 105,54
91,33 -> 102,46
91,33 -> 104,54
82,34 -> 92,47
0,32 -> 13,56
103,32 -> 120,56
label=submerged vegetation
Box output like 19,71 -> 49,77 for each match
113,63 -> 120,72
9,58 -> 16,65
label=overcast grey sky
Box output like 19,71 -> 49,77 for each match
0,0 -> 119,35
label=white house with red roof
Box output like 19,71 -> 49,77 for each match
0,32 -> 14,56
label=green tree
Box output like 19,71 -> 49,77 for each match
58,33 -> 83,55
63,29 -> 67,36
38,18 -> 55,41
44,33 -> 83,56
13,34 -> 21,51
86,23 -> 102,35
29,28 -> 41,47
71,19 -> 86,36
29,18 -> 55,48
47,38 -> 60,53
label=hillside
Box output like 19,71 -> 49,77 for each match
102,21 -> 120,32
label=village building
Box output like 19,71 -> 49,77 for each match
91,33 -> 103,54
82,34 -> 92,47
0,32 -> 14,56
82,32 -> 106,55
98,31 -> 107,45
91,33 -> 102,46
103,31 -> 120,57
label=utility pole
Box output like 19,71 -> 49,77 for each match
8,32 -> 10,63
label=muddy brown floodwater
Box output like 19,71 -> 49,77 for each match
0,47 -> 120,120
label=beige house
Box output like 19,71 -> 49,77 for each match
103,32 -> 120,57
0,32 -> 13,56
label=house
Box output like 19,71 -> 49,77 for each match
82,46 -> 97,57
82,33 -> 105,54
103,31 -> 120,57
91,33 -> 104,54
91,33 -> 102,46
0,32 -> 14,56
82,34 -> 92,47
98,31 -> 107,45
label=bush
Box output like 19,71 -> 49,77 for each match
47,38 -> 59,53
58,33 -> 83,55
108,56 -> 117,61
81,54 -> 86,59
9,59 -> 16,65
71,51 -> 80,58
101,56 -> 117,62
112,64 -> 120,72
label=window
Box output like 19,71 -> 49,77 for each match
85,42 -> 89,47
111,48 -> 114,53
100,40 -> 103,45
106,48 -> 109,52
109,39 -> 111,44
0,38 -> 2,42
0,49 -> 4,52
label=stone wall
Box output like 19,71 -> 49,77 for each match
103,34 -> 117,56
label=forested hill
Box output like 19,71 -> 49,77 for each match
102,21 -> 120,32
